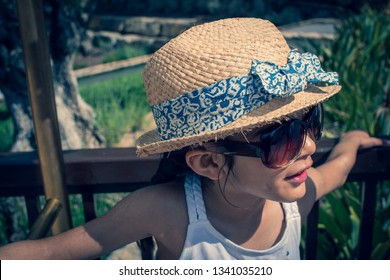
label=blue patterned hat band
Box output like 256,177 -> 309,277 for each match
151,49 -> 339,141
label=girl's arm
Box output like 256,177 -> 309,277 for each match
0,224 -> 107,259
298,130 -> 384,218
0,186 -> 161,259
311,130 -> 383,199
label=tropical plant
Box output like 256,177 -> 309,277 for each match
318,6 -> 390,136
0,102 -> 14,152
308,6 -> 390,259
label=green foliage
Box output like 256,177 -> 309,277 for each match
95,193 -> 128,217
72,61 -> 88,70
306,6 -> 390,259
316,184 -> 361,259
92,36 -> 114,50
0,102 -> 14,152
101,46 -> 149,64
79,71 -> 150,146
0,62 -> 150,151
315,182 -> 390,259
313,6 -> 390,136
372,182 -> 390,259
0,197 -> 28,245
69,195 -> 85,227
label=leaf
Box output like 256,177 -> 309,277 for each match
319,203 -> 348,247
326,191 -> 352,234
372,240 -> 390,260
348,205 -> 360,249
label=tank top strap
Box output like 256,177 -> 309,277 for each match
282,201 -> 300,220
184,172 -> 208,223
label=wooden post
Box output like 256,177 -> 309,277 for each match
15,0 -> 72,233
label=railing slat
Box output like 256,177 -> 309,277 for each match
305,200 -> 319,260
24,195 -> 41,228
358,180 -> 377,259
81,192 -> 97,222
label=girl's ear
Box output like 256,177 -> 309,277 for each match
185,148 -> 226,180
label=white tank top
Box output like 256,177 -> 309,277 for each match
179,172 -> 301,260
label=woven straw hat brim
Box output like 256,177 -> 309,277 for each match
136,84 -> 341,157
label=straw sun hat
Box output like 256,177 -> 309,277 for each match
136,17 -> 341,157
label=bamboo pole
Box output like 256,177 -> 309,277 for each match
16,0 -> 72,234
27,198 -> 63,240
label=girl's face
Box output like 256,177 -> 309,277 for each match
226,135 -> 315,204
220,109 -> 317,204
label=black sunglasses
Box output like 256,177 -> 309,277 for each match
203,104 -> 323,169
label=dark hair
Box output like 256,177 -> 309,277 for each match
150,145 -> 235,186
150,148 -> 191,185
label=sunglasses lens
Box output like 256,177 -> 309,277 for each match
262,105 -> 322,168
262,122 -> 306,168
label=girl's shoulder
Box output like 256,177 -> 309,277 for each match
133,179 -> 188,229
137,179 -> 186,209
78,179 -> 188,259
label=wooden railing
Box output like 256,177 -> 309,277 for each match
0,138 -> 389,259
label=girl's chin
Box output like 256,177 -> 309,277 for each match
279,183 -> 307,202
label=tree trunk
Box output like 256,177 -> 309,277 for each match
0,0 -> 104,243
1,0 -> 104,152
48,0 -> 105,150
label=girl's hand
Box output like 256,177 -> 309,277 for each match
339,130 -> 384,149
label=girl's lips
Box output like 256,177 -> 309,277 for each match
285,170 -> 308,185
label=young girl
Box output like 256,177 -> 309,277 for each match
0,18 -> 384,260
